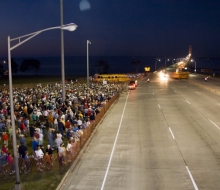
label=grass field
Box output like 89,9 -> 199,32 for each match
0,75 -> 87,88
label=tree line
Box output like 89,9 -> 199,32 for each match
7,58 -> 41,75
1,57 -> 141,76
94,58 -> 141,74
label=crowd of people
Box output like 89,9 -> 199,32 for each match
0,81 -> 123,175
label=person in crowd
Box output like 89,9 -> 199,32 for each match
35,145 -> 44,172
24,151 -> 30,173
38,130 -> 44,147
32,137 -> 38,152
29,124 -> 35,138
47,128 -> 54,150
2,144 -> 8,154
66,140 -> 72,162
58,119 -> 64,136
7,153 -> 15,175
24,118 -> 30,134
45,152 -> 52,170
58,143 -> 66,167
45,144 -> 53,162
19,134 -> 26,146
47,112 -> 54,128
54,135 -> 63,153
1,132 -> 8,147
65,120 -> 71,132
33,128 -> 40,143
18,142 -> 27,159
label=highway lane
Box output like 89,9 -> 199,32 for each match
60,73 -> 220,190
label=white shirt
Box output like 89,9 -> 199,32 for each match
66,143 -> 72,151
77,119 -> 82,126
35,149 -> 44,158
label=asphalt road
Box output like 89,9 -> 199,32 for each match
60,73 -> 220,190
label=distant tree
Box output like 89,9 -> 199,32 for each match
11,58 -> 19,74
131,59 -> 141,73
94,59 -> 110,74
20,59 -> 41,75
94,62 -> 99,73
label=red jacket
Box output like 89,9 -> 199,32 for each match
2,133 -> 8,141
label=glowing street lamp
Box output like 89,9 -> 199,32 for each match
155,58 -> 161,71
7,23 -> 77,190
191,59 -> 196,73
165,58 -> 170,68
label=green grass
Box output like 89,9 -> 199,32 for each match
0,75 -> 87,88
0,164 -> 70,190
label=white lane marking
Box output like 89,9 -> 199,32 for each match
158,104 -> 161,109
169,127 -> 175,139
100,91 -> 129,190
186,166 -> 199,190
186,100 -> 191,104
209,120 -> 220,130
174,90 -> 177,93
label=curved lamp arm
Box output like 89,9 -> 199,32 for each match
9,23 -> 77,51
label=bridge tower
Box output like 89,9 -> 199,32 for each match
189,45 -> 192,55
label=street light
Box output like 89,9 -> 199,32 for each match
191,59 -> 196,73
155,58 -> 161,71
165,58 -> 170,68
87,40 -> 91,86
7,23 -> 77,190
60,0 -> 65,102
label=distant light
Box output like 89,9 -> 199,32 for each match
79,0 -> 91,11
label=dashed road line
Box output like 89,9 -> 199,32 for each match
169,127 -> 175,139
209,119 -> 220,130
186,166 -> 199,190
186,100 -> 191,104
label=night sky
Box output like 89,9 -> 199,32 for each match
0,0 -> 220,58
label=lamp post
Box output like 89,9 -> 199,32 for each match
191,59 -> 196,73
155,58 -> 161,71
7,23 -> 77,190
60,0 -> 65,102
165,58 -> 170,68
87,40 -> 91,86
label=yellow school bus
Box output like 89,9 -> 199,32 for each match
93,74 -> 130,82
171,71 -> 189,79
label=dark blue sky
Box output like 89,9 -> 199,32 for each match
0,0 -> 220,58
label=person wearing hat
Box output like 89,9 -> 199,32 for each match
19,134 -> 26,146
